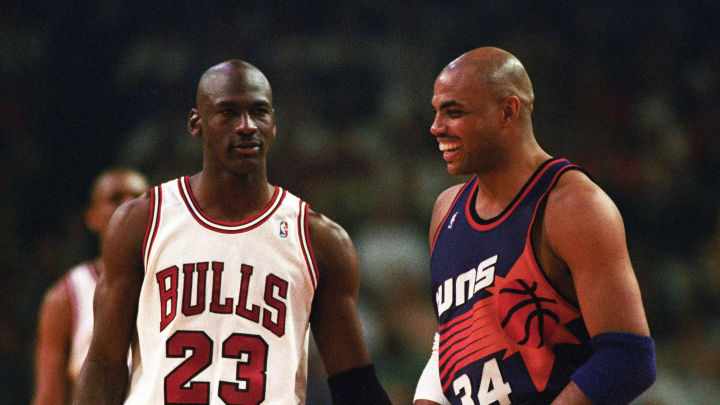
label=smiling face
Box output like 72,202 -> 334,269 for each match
189,61 -> 277,177
430,66 -> 504,176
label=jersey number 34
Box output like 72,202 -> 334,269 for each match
453,358 -> 512,405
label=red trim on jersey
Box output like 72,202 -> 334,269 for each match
438,300 -> 498,368
178,177 -> 285,234
465,158 -> 565,231
298,201 -> 319,289
524,165 -> 584,312
438,300 -> 477,335
430,179 -> 476,254
141,187 -> 155,261
143,185 -> 162,269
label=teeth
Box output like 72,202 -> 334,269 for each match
439,142 -> 461,152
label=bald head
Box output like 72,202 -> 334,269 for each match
196,60 -> 273,109
443,47 -> 534,112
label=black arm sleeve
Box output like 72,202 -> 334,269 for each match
327,364 -> 393,405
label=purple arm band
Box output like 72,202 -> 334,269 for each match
571,332 -> 656,404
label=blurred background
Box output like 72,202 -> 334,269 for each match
2,1 -> 719,403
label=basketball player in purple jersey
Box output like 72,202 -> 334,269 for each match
73,61 -> 392,404
33,169 -> 148,405
413,48 -> 655,404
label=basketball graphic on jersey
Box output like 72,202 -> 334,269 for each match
498,278 -> 562,348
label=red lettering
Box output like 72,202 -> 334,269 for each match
210,262 -> 233,314
235,264 -> 260,322
182,262 -> 208,316
156,265 -> 179,331
263,274 -> 287,337
161,261 -> 289,337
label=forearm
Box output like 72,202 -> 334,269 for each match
72,359 -> 129,405
551,381 -> 593,405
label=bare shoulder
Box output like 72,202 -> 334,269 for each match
544,170 -> 627,263
111,191 -> 153,232
42,276 -> 71,310
102,192 -> 154,275
306,209 -> 356,265
429,183 -> 466,245
433,184 -> 466,217
305,208 -> 359,292
38,277 -> 72,327
545,170 -> 623,232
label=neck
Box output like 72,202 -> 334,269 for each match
190,170 -> 274,223
473,142 -> 550,220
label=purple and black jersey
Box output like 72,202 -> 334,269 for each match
431,158 -> 592,405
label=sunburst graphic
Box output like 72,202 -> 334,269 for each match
439,245 -> 581,393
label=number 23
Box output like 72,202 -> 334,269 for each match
165,330 -> 268,405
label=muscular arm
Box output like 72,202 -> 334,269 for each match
72,196 -> 150,405
545,172 -> 651,404
307,210 -> 392,404
308,211 -> 370,375
32,282 -> 72,405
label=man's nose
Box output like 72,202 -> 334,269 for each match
236,111 -> 258,134
430,114 -> 445,136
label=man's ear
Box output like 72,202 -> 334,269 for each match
188,108 -> 202,138
501,95 -> 521,126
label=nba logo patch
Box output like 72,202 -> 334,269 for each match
279,220 -> 289,238
448,212 -> 458,229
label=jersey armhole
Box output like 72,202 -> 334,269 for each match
527,166 -> 587,310
142,185 -> 162,271
431,178 -> 476,254
297,200 -> 319,290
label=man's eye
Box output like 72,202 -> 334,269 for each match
252,108 -> 269,116
447,109 -> 463,117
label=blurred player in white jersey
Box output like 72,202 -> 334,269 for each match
32,168 -> 148,405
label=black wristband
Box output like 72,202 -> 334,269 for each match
327,364 -> 393,405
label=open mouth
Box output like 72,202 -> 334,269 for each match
438,139 -> 462,156
439,141 -> 461,154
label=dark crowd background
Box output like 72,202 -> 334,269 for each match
2,1 -> 719,404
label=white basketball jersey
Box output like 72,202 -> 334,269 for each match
124,177 -> 318,405
64,262 -> 98,383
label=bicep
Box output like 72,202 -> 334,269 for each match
308,213 -> 370,376
547,184 -> 649,337
33,284 -> 72,404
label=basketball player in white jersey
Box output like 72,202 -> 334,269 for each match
73,60 -> 393,405
32,169 -> 149,405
